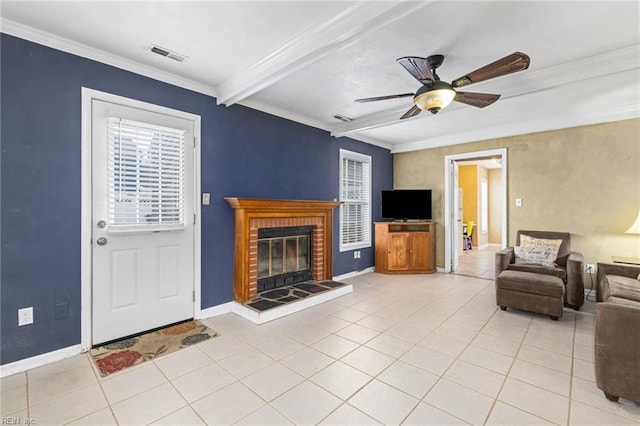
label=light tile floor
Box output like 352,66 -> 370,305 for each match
454,244 -> 501,280
2,272 -> 639,425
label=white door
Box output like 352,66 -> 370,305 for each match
91,100 -> 195,345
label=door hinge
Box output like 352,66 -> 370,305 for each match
193,136 -> 197,148
193,291 -> 196,302
193,213 -> 197,225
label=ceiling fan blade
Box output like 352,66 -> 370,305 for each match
397,57 -> 436,84
451,52 -> 530,88
454,92 -> 501,108
355,93 -> 415,103
400,105 -> 422,119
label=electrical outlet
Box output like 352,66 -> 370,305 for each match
585,264 -> 595,274
18,307 -> 33,326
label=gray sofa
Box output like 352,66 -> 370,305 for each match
595,262 -> 640,403
495,231 -> 584,317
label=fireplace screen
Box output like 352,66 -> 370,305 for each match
257,226 -> 313,291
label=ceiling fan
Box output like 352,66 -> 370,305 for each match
355,52 -> 530,119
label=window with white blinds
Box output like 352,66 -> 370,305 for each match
107,117 -> 185,231
339,149 -> 372,251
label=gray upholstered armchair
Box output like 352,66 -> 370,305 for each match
594,262 -> 640,403
495,230 -> 584,310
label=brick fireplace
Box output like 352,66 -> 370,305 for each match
225,198 -> 341,303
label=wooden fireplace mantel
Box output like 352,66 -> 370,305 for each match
225,198 -> 341,303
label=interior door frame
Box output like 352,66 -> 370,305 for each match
443,148 -> 507,273
80,88 -> 202,352
452,161 -> 460,272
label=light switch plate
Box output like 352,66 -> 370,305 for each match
202,193 -> 211,205
515,198 -> 523,207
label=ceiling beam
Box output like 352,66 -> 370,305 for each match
330,44 -> 640,138
215,1 -> 428,106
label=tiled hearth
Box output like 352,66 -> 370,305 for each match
246,280 -> 349,312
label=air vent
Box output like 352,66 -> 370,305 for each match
333,114 -> 353,122
148,45 -> 187,63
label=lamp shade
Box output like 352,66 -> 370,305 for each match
414,82 -> 456,114
625,209 -> 640,234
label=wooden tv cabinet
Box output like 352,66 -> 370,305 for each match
375,222 -> 436,274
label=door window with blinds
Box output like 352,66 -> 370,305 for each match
339,149 -> 372,251
107,117 -> 185,232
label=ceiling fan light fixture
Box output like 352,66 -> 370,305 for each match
414,82 -> 456,114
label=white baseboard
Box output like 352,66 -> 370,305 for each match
3,272 -> 364,376
0,344 -> 83,378
197,301 -> 234,319
333,267 -> 374,281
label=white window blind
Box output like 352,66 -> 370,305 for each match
107,117 -> 185,231
339,150 -> 371,251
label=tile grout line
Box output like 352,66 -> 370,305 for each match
479,307 -> 533,425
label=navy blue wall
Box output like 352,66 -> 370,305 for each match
0,34 -> 392,364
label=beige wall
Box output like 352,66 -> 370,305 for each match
394,118 -> 640,270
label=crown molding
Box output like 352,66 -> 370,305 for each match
240,98 -> 393,150
1,18 -> 218,98
336,133 -> 393,151
391,103 -> 640,154
331,44 -> 640,138
215,0 -> 429,106
238,98 -> 331,132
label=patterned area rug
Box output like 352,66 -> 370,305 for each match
90,320 -> 217,377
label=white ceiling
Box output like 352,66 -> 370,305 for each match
2,1 -> 639,153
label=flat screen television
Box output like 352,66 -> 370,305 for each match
381,189 -> 432,221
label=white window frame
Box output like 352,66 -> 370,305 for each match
339,149 -> 372,252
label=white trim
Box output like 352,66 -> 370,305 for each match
339,149 -> 372,252
333,266 -> 375,281
197,302 -> 234,320
81,88 -> 202,351
443,148 -> 508,273
0,345 -> 82,378
391,102 -> 640,154
215,1 -> 427,106
2,19 -> 216,98
231,285 -> 353,324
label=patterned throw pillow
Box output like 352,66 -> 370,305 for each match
514,246 -> 556,267
519,234 -> 562,262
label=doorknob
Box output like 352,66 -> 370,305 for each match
96,237 -> 108,246
97,220 -> 107,229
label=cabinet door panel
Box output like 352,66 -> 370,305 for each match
388,233 -> 409,270
409,232 -> 431,270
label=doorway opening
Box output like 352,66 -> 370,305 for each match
443,148 -> 507,278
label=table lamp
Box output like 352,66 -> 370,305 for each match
625,208 -> 640,235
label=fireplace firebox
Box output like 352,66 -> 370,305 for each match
257,226 -> 313,292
